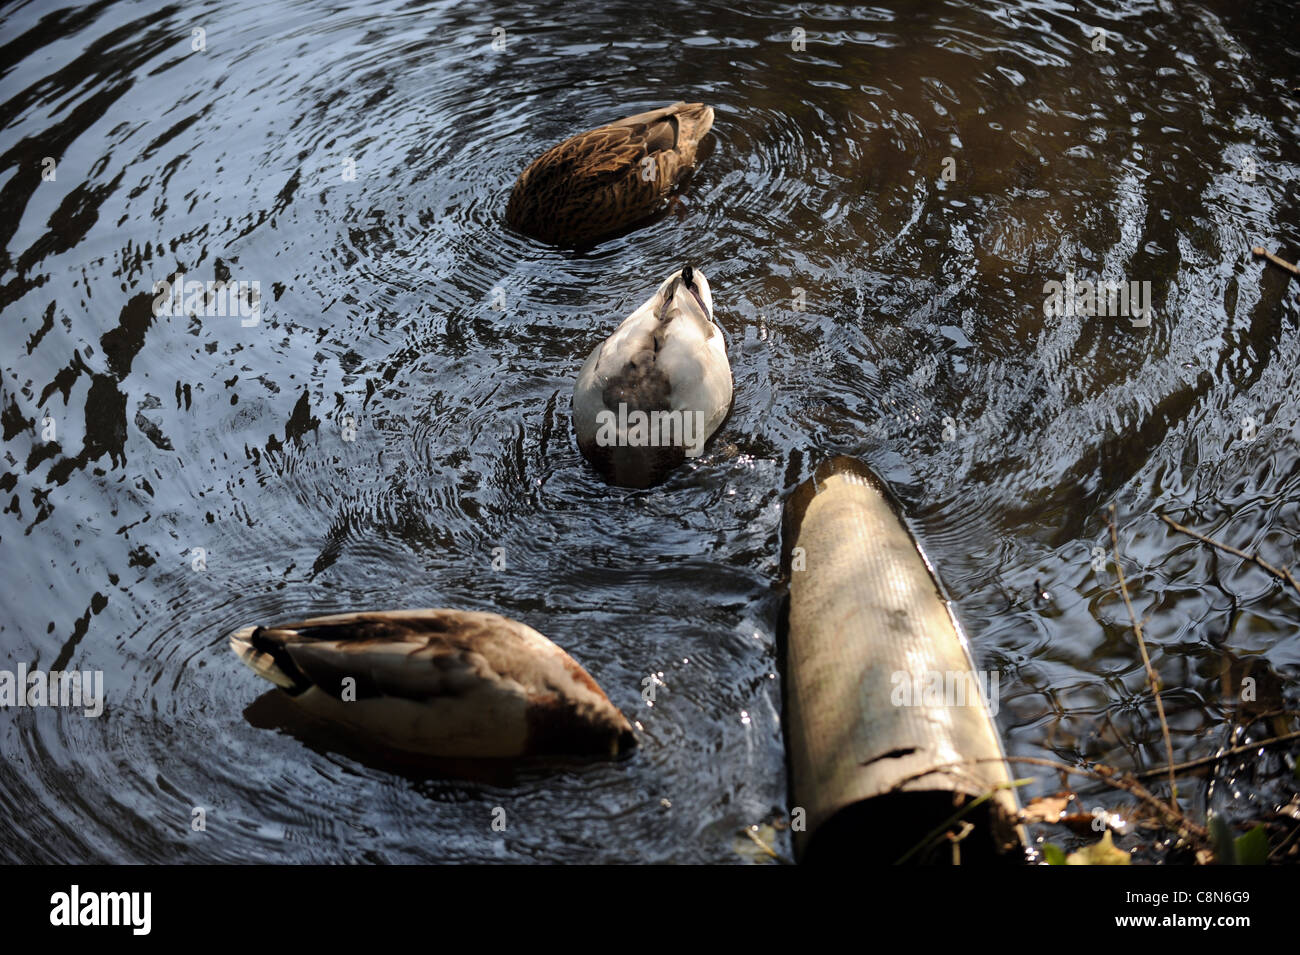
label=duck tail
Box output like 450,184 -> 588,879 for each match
673,102 -> 715,158
230,625 -> 299,691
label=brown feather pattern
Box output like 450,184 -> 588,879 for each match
506,102 -> 714,246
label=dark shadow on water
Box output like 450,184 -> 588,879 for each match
242,691 -> 634,788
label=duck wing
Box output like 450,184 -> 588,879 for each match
506,102 -> 713,244
547,104 -> 690,184
233,609 -> 580,699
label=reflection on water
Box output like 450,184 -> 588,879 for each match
0,0 -> 1297,863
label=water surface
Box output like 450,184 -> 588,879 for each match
1,0 -> 1297,863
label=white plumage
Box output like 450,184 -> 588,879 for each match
574,265 -> 732,487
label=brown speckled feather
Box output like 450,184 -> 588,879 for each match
230,609 -> 635,759
506,102 -> 714,246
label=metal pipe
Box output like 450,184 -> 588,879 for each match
781,456 -> 1025,864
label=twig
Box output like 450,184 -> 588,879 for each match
1251,246 -> 1300,276
885,755 -> 1207,841
1132,729 -> 1300,781
1008,756 -> 1204,841
1159,512 -> 1300,601
894,778 -> 1032,865
1109,505 -> 1178,808
1268,818 -> 1300,862
949,821 -> 975,866
741,826 -> 780,860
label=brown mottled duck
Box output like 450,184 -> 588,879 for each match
231,609 -> 635,759
506,102 -> 715,246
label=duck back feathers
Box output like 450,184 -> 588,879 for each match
231,609 -> 635,759
506,102 -> 715,246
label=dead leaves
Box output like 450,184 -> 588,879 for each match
1065,831 -> 1131,865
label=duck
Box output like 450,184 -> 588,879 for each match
230,609 -> 635,759
573,264 -> 732,488
506,102 -> 715,246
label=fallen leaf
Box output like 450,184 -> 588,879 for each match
1021,793 -> 1072,824
1066,830 -> 1130,865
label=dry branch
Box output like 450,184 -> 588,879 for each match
1251,246 -> 1300,275
1109,505 -> 1178,807
1159,512 -> 1300,600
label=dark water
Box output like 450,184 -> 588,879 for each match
1,0 -> 1297,863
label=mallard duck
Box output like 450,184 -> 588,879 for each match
573,264 -> 732,488
506,102 -> 715,246
230,609 -> 635,759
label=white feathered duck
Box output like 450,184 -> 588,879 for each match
573,264 -> 732,488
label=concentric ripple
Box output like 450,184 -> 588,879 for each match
0,0 -> 1297,863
